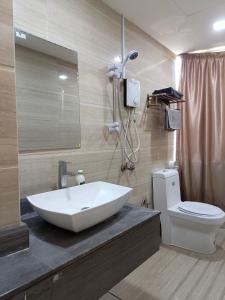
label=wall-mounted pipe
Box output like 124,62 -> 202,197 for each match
121,15 -> 125,78
112,77 -> 117,122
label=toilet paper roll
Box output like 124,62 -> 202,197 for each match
167,161 -> 175,169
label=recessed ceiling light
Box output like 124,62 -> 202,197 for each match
213,20 -> 225,31
58,74 -> 68,80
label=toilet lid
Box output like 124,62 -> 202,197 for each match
178,201 -> 222,216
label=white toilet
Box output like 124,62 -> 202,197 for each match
152,169 -> 225,254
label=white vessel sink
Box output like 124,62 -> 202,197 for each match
27,181 -> 132,232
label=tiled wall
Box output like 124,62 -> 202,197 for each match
13,0 -> 176,206
0,0 -> 20,228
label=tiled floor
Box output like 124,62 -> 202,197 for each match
100,229 -> 225,300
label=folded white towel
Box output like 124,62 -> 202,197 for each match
165,107 -> 181,130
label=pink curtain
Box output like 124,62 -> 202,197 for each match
178,52 -> 225,210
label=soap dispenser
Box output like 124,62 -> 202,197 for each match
76,170 -> 85,185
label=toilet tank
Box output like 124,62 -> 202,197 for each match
152,169 -> 181,213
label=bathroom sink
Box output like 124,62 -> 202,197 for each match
27,181 -> 132,232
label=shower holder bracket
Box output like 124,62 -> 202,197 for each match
105,122 -> 120,134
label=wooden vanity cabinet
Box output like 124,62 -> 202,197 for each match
11,215 -> 160,300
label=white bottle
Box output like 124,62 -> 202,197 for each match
76,170 -> 85,185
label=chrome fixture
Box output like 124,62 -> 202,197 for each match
106,49 -> 138,79
58,161 -> 76,189
106,16 -> 138,80
122,50 -> 138,68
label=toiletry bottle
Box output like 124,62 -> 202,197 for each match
76,170 -> 85,185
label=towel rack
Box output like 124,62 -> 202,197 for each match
146,93 -> 186,108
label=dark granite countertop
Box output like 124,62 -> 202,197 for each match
0,203 -> 160,300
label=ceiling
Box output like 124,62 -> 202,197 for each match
102,0 -> 225,54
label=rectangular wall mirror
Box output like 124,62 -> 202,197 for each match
15,29 -> 81,152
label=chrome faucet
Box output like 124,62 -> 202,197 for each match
58,161 -> 76,189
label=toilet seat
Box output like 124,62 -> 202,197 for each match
178,201 -> 223,217
168,203 -> 225,225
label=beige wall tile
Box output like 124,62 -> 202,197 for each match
13,0 -> 48,39
0,68 -> 18,167
0,0 -> 20,229
0,68 -> 16,113
0,0 -> 14,67
0,167 -> 20,227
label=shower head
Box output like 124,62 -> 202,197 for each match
123,50 -> 139,67
106,50 -> 139,78
127,50 -> 139,60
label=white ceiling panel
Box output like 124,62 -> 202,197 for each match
172,0 -> 225,16
102,0 -> 225,54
